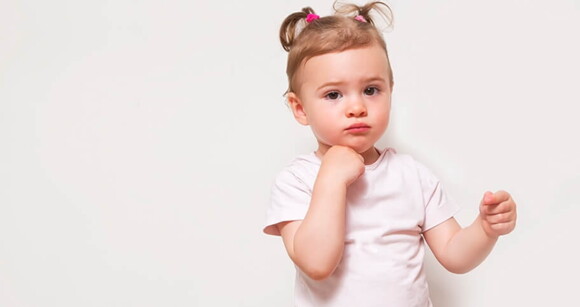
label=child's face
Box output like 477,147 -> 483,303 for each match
288,45 -> 392,157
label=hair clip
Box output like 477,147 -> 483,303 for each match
354,15 -> 367,23
306,13 -> 320,23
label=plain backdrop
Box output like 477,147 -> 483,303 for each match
1,0 -> 579,306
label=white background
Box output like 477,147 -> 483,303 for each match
1,0 -> 579,306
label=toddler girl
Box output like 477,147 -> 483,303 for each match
263,2 -> 517,306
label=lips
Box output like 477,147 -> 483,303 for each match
345,123 -> 371,133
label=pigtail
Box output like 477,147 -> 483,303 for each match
279,7 -> 317,52
334,1 -> 393,28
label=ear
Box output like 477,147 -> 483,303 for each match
287,92 -> 309,126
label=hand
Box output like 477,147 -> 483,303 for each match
318,146 -> 365,187
479,190 -> 517,238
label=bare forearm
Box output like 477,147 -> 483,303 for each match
280,146 -> 364,280
293,177 -> 347,279
440,215 -> 498,274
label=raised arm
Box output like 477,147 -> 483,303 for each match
423,190 -> 517,274
277,146 -> 365,280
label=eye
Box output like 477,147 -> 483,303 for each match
324,91 -> 342,100
364,86 -> 380,96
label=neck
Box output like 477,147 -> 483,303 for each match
360,146 -> 380,165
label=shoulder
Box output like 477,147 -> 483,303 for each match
265,154 -> 319,236
380,148 -> 424,172
273,152 -> 320,186
380,149 -> 439,183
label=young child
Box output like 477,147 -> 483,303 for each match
263,2 -> 517,306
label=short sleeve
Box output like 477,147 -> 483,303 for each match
263,169 -> 312,236
414,160 -> 461,232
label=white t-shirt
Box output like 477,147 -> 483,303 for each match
263,148 -> 460,307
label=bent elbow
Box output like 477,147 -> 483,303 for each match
306,269 -> 333,281
447,267 -> 470,275
444,263 -> 474,275
292,245 -> 343,281
302,264 -> 336,281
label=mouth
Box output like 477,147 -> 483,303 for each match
345,123 -> 371,133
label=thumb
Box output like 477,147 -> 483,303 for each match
481,191 -> 494,206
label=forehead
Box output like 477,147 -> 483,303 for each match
298,45 -> 390,91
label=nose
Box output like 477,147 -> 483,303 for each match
346,98 -> 367,118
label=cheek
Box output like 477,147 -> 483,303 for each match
372,103 -> 390,121
307,110 -> 341,139
310,115 -> 335,134
383,110 -> 391,125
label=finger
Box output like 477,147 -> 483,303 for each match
484,200 -> 515,215
342,146 -> 364,162
485,211 -> 515,224
489,221 -> 515,235
490,190 -> 511,204
483,190 -> 511,206
481,191 -> 494,206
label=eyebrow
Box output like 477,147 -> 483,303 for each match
316,77 -> 387,91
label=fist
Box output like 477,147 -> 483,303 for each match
319,146 -> 365,186
479,190 -> 517,238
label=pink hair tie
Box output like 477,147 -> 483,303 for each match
354,15 -> 367,23
306,13 -> 320,23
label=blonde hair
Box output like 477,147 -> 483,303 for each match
280,1 -> 394,94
